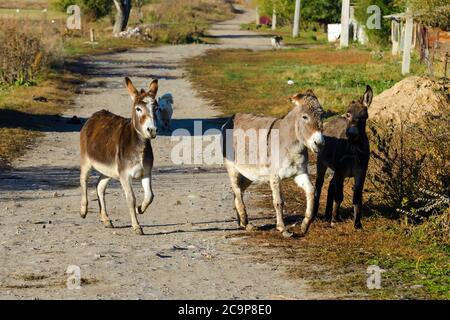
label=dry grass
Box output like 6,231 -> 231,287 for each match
0,72 -> 81,167
2,271 -> 100,289
240,177 -> 450,299
0,0 -> 49,10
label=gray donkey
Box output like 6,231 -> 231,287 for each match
312,85 -> 373,229
222,90 -> 325,237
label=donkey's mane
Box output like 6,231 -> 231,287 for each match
302,94 -> 324,118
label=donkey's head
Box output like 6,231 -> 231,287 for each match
343,85 -> 373,144
125,77 -> 159,140
290,90 -> 325,153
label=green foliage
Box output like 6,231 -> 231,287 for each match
354,0 -> 401,47
301,0 -> 341,25
254,0 -> 342,27
397,0 -> 449,29
52,0 -> 113,19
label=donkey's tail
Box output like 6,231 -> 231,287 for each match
221,114 -> 235,161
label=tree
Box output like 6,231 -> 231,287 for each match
53,0 -> 113,20
354,0 -> 401,46
301,0 -> 341,32
254,0 -> 341,30
113,0 -> 132,34
397,0 -> 449,30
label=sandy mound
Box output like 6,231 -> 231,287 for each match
369,76 -> 449,124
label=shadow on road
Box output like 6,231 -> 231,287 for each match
158,117 -> 229,136
0,109 -> 85,133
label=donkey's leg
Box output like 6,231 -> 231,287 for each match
313,162 -> 327,218
352,173 -> 366,229
331,174 -> 344,226
324,177 -> 335,221
270,176 -> 292,238
238,175 -> 253,227
120,175 -> 143,235
96,175 -> 113,228
228,167 -> 252,230
138,175 -> 154,214
80,161 -> 91,219
295,173 -> 315,236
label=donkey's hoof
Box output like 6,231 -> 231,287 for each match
281,230 -> 294,238
137,205 -> 144,215
103,220 -> 114,228
354,222 -> 363,230
134,227 -> 144,235
294,230 -> 306,238
80,208 -> 87,219
245,223 -> 256,231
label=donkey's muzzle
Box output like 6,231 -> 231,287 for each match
346,126 -> 360,142
309,132 -> 325,153
147,127 -> 157,139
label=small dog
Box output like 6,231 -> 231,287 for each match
271,35 -> 283,50
156,93 -> 174,132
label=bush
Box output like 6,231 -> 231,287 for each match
0,23 -> 44,85
52,0 -> 113,20
0,19 -> 62,86
368,105 -> 450,223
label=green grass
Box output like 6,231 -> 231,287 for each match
186,45 -> 426,116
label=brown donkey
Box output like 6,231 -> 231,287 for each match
222,90 -> 325,237
79,77 -> 159,235
313,85 -> 373,229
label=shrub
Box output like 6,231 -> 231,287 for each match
368,104 -> 450,223
52,0 -> 113,20
0,23 -> 44,85
0,19 -> 62,86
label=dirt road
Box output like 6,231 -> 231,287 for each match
0,6 -> 328,299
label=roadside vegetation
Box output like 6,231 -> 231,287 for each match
187,1 -> 449,299
186,46 -> 425,116
0,0 -> 234,166
186,43 -> 449,299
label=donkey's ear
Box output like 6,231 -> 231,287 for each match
125,77 -> 138,101
361,85 -> 373,107
149,79 -> 158,96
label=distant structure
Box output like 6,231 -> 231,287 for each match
384,10 -> 450,76
328,5 -> 367,45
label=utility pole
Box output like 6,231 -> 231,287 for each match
272,7 -> 277,30
340,0 -> 350,48
402,7 -> 414,75
293,0 -> 301,38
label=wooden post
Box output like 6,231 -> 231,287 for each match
293,0 -> 301,38
340,0 -> 350,48
272,7 -> 277,30
402,8 -> 413,75
90,28 -> 95,42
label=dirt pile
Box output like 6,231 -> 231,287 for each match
369,76 -> 449,124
